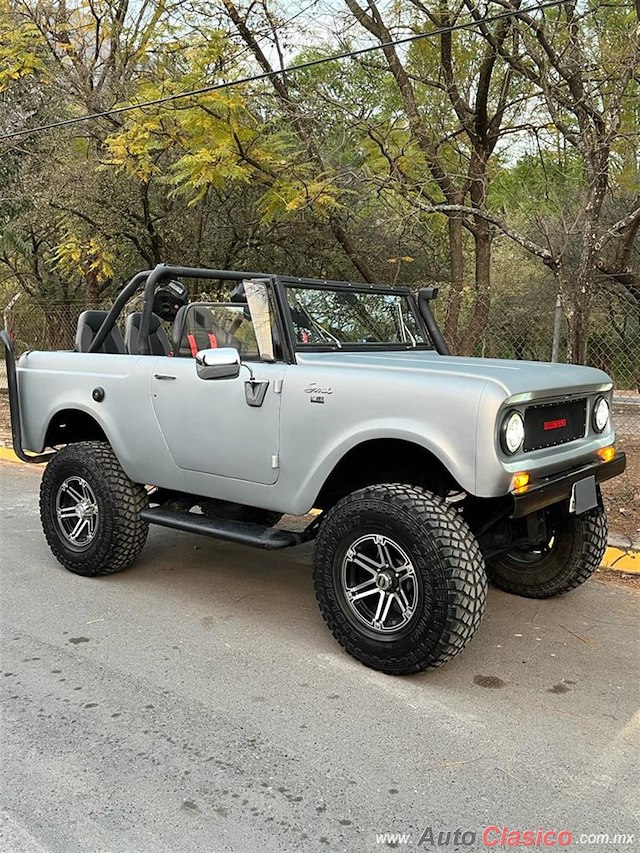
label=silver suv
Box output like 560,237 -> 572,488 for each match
1,264 -> 626,674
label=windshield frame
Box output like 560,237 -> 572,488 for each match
278,279 -> 434,354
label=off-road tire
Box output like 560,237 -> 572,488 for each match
486,503 -> 607,599
313,484 -> 487,675
40,441 -> 148,576
200,499 -> 281,527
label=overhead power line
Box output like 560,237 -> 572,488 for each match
1,1 -> 564,142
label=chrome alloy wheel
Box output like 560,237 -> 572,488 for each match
341,534 -> 418,634
55,476 -> 99,548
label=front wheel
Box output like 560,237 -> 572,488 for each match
313,484 -> 487,675
486,502 -> 607,598
40,441 -> 149,576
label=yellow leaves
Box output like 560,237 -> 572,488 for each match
387,256 -> 415,264
259,177 -> 342,223
102,84 -> 188,180
0,0 -> 47,92
186,31 -> 237,78
171,149 -> 252,204
53,235 -> 115,284
102,87 -> 255,187
101,38 -> 346,224
104,87 -> 344,221
284,180 -> 341,213
103,119 -> 171,182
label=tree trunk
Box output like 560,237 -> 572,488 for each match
565,162 -> 608,364
565,266 -> 593,365
443,214 -> 465,349
86,270 -> 100,309
567,297 -> 590,365
459,219 -> 492,355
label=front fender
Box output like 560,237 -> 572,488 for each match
278,363 -> 490,514
292,421 -> 475,513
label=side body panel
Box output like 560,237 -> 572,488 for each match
275,358 -> 485,510
18,351 -> 188,491
16,349 -> 616,516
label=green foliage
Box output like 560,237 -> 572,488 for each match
0,0 -> 637,379
490,153 -> 586,218
102,39 -> 346,221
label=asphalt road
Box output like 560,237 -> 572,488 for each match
1,462 -> 638,853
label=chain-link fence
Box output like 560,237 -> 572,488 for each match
476,283 -> 639,444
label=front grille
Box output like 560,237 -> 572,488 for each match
523,398 -> 587,452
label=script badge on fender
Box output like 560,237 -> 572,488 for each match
305,382 -> 332,405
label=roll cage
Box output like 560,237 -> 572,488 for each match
0,263 -> 448,464
87,264 -> 450,362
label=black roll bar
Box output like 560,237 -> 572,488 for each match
89,263 -> 452,357
106,264 -> 269,356
0,329 -> 56,463
88,269 -> 152,353
417,288 -> 450,356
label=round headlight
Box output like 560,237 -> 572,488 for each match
593,396 -> 610,432
501,410 -> 525,454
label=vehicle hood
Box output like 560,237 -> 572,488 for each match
296,351 -> 612,400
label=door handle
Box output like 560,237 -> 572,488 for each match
154,373 -> 176,380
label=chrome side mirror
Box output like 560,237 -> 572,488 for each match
195,348 -> 241,380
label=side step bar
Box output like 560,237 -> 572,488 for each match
141,506 -> 301,550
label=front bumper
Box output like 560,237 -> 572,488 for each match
511,452 -> 626,518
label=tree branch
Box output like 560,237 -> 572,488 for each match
594,205 -> 640,252
411,202 -> 556,265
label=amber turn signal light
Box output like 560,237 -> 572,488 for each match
511,472 -> 530,492
597,446 -> 616,463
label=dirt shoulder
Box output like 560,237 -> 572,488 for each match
600,437 -> 639,545
0,392 -> 10,446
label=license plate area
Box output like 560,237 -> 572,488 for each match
569,475 -> 598,515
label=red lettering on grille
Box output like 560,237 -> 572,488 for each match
544,418 -> 567,431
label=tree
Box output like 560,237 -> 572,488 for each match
1,0 -> 638,375
467,0 -> 640,362
342,0 -> 530,352
220,0 -> 378,282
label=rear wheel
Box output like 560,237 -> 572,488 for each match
313,484 -> 487,675
486,501 -> 607,598
40,441 -> 148,576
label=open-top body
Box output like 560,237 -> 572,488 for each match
1,264 -> 626,674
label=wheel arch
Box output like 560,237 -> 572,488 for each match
44,407 -> 109,448
313,437 -> 461,510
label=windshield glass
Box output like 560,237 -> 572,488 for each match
286,287 -> 430,348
